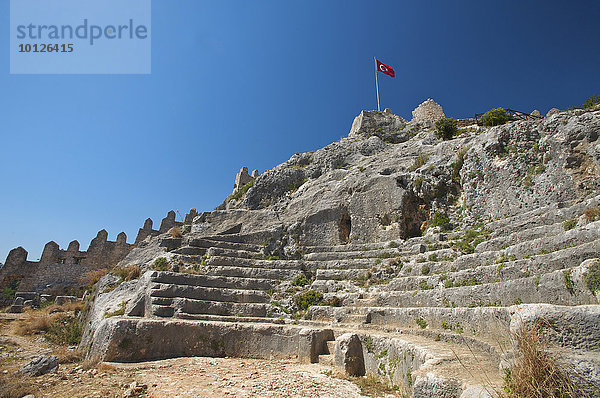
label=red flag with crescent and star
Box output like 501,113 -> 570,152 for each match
376,59 -> 395,77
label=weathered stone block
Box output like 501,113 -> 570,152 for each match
334,333 -> 365,376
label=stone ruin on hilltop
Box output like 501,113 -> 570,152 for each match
2,99 -> 600,397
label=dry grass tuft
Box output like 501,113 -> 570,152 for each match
112,264 -> 141,281
0,374 -> 39,398
13,311 -> 55,335
80,268 -> 110,286
52,346 -> 83,363
96,362 -> 117,372
503,319 -> 588,398
170,225 -> 183,238
583,206 -> 600,221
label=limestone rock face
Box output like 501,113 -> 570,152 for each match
411,98 -> 445,125
81,105 -> 600,397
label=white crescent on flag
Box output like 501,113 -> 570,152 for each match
376,59 -> 395,77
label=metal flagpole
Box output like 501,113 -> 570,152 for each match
374,56 -> 380,111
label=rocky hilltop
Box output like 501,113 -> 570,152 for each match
65,101 -> 600,396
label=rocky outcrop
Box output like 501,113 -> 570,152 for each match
19,355 -> 58,376
81,104 -> 600,397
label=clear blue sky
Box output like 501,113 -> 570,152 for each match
1,0 -> 599,261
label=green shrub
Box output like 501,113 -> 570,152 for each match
563,269 -> 574,294
152,257 -> 169,271
416,317 -> 427,329
451,146 -> 470,184
409,153 -> 429,171
583,94 -> 600,109
480,107 -> 509,127
294,290 -> 322,310
231,180 -> 255,201
421,265 -> 431,275
414,177 -> 423,190
435,117 -> 458,140
46,315 -> 82,345
292,273 -> 311,287
429,212 -> 452,231
2,278 -> 20,299
563,219 -> 577,231
585,261 -> 600,293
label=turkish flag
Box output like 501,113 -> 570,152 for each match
376,60 -> 395,77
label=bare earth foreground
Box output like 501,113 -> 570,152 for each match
1,315 -> 375,398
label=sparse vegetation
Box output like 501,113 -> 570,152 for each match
170,225 -> 182,238
231,179 -> 255,201
435,117 -> 458,140
584,206 -> 600,221
294,290 -> 322,310
451,146 -> 470,184
428,212 -> 452,231
584,260 -> 600,293
111,265 -> 141,282
421,265 -> 430,275
563,218 -> 577,231
103,301 -> 127,318
570,94 -> 600,110
503,320 -> 586,397
152,257 -> 169,271
452,227 -> 491,254
292,273 -> 312,287
46,315 -> 82,345
80,268 -> 110,288
2,278 -> 21,299
563,269 -> 574,294
415,317 -> 427,329
480,107 -> 509,127
409,153 -> 429,171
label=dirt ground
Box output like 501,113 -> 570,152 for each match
0,314 -> 394,398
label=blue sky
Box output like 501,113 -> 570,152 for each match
1,0 -> 599,261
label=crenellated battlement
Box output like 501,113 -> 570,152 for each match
0,208 -> 199,303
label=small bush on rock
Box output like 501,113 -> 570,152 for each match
153,257 -> 169,271
583,94 -> 600,109
292,273 -> 312,287
435,117 -> 458,140
409,153 -> 429,171
429,212 -> 452,231
294,290 -> 322,310
480,107 -> 509,127
585,261 -> 600,293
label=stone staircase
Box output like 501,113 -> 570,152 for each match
88,195 -> 600,397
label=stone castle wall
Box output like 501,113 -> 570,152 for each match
0,209 -> 196,304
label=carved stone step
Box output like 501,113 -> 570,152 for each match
151,297 -> 271,317
187,237 -> 263,253
150,271 -> 276,291
205,266 -> 299,280
149,283 -> 268,303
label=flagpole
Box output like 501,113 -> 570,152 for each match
374,56 -> 380,111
